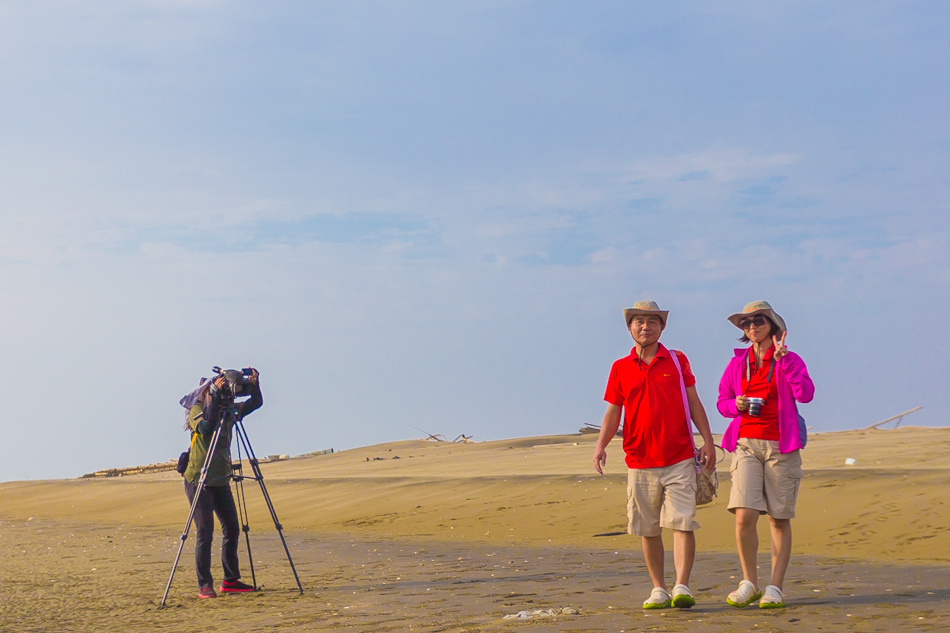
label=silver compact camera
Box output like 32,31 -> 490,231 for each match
746,397 -> 765,417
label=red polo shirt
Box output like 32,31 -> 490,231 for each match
604,344 -> 696,469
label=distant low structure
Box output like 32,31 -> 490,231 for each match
82,460 -> 179,478
579,423 -> 621,436
296,448 -> 335,458
80,448 -> 336,479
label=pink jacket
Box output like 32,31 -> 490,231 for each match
718,348 -> 815,454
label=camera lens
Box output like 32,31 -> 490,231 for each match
747,397 -> 764,417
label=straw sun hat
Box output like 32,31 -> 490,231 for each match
622,300 -> 669,328
727,300 -> 787,334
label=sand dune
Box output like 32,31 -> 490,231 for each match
1,426 -> 947,631
2,426 -> 947,563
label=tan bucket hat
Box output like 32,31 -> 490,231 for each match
727,300 -> 787,334
622,300 -> 669,327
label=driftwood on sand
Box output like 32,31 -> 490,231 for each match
865,406 -> 922,430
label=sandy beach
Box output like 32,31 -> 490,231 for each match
1,426 -> 948,631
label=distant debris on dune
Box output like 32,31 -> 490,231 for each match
410,425 -> 474,443
80,449 -> 333,479
297,448 -> 335,458
81,460 -> 179,478
579,423 -> 620,436
866,406 -> 922,430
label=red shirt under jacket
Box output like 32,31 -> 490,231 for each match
604,343 -> 696,469
738,345 -> 780,440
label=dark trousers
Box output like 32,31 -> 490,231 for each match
184,480 -> 241,589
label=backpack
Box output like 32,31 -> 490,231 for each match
176,378 -> 212,475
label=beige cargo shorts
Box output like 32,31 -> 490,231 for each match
626,457 -> 700,537
727,438 -> 803,519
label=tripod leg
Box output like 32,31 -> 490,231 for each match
161,516 -> 194,607
160,417 -> 228,607
232,458 -> 258,588
235,422 -> 304,594
249,457 -> 304,594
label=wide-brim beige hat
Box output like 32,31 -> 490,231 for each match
622,300 -> 669,327
727,300 -> 787,333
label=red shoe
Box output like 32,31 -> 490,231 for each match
198,586 -> 217,599
220,579 -> 256,593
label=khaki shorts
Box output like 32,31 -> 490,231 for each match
626,458 -> 699,537
728,438 -> 803,519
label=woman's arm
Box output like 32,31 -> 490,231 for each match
717,359 -> 741,418
237,382 -> 263,419
780,352 -> 815,403
190,404 -> 216,435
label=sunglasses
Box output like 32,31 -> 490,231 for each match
739,315 -> 769,330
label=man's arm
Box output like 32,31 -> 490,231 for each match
592,404 -> 622,475
686,385 -> 716,473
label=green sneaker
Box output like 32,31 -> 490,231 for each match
643,587 -> 671,610
671,584 -> 695,608
759,585 -> 786,609
726,580 -> 762,608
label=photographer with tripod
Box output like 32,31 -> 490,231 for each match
181,367 -> 262,599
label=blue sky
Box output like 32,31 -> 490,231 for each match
0,1 -> 947,482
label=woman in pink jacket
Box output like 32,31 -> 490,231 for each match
718,301 -> 814,609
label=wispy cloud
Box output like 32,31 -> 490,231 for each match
0,2 -> 948,482
617,149 -> 800,184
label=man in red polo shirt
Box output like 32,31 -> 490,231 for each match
593,300 -> 716,610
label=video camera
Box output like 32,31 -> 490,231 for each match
212,366 -> 258,400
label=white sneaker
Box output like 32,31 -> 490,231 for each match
642,586 -> 671,610
671,583 -> 695,608
726,579 -> 762,608
759,584 -> 785,609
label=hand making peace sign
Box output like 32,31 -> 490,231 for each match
772,331 -> 788,360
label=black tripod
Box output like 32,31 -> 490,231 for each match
161,402 -> 303,607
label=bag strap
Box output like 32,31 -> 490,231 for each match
667,350 -> 697,454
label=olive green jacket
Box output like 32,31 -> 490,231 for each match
183,386 -> 263,486
183,404 -> 235,486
